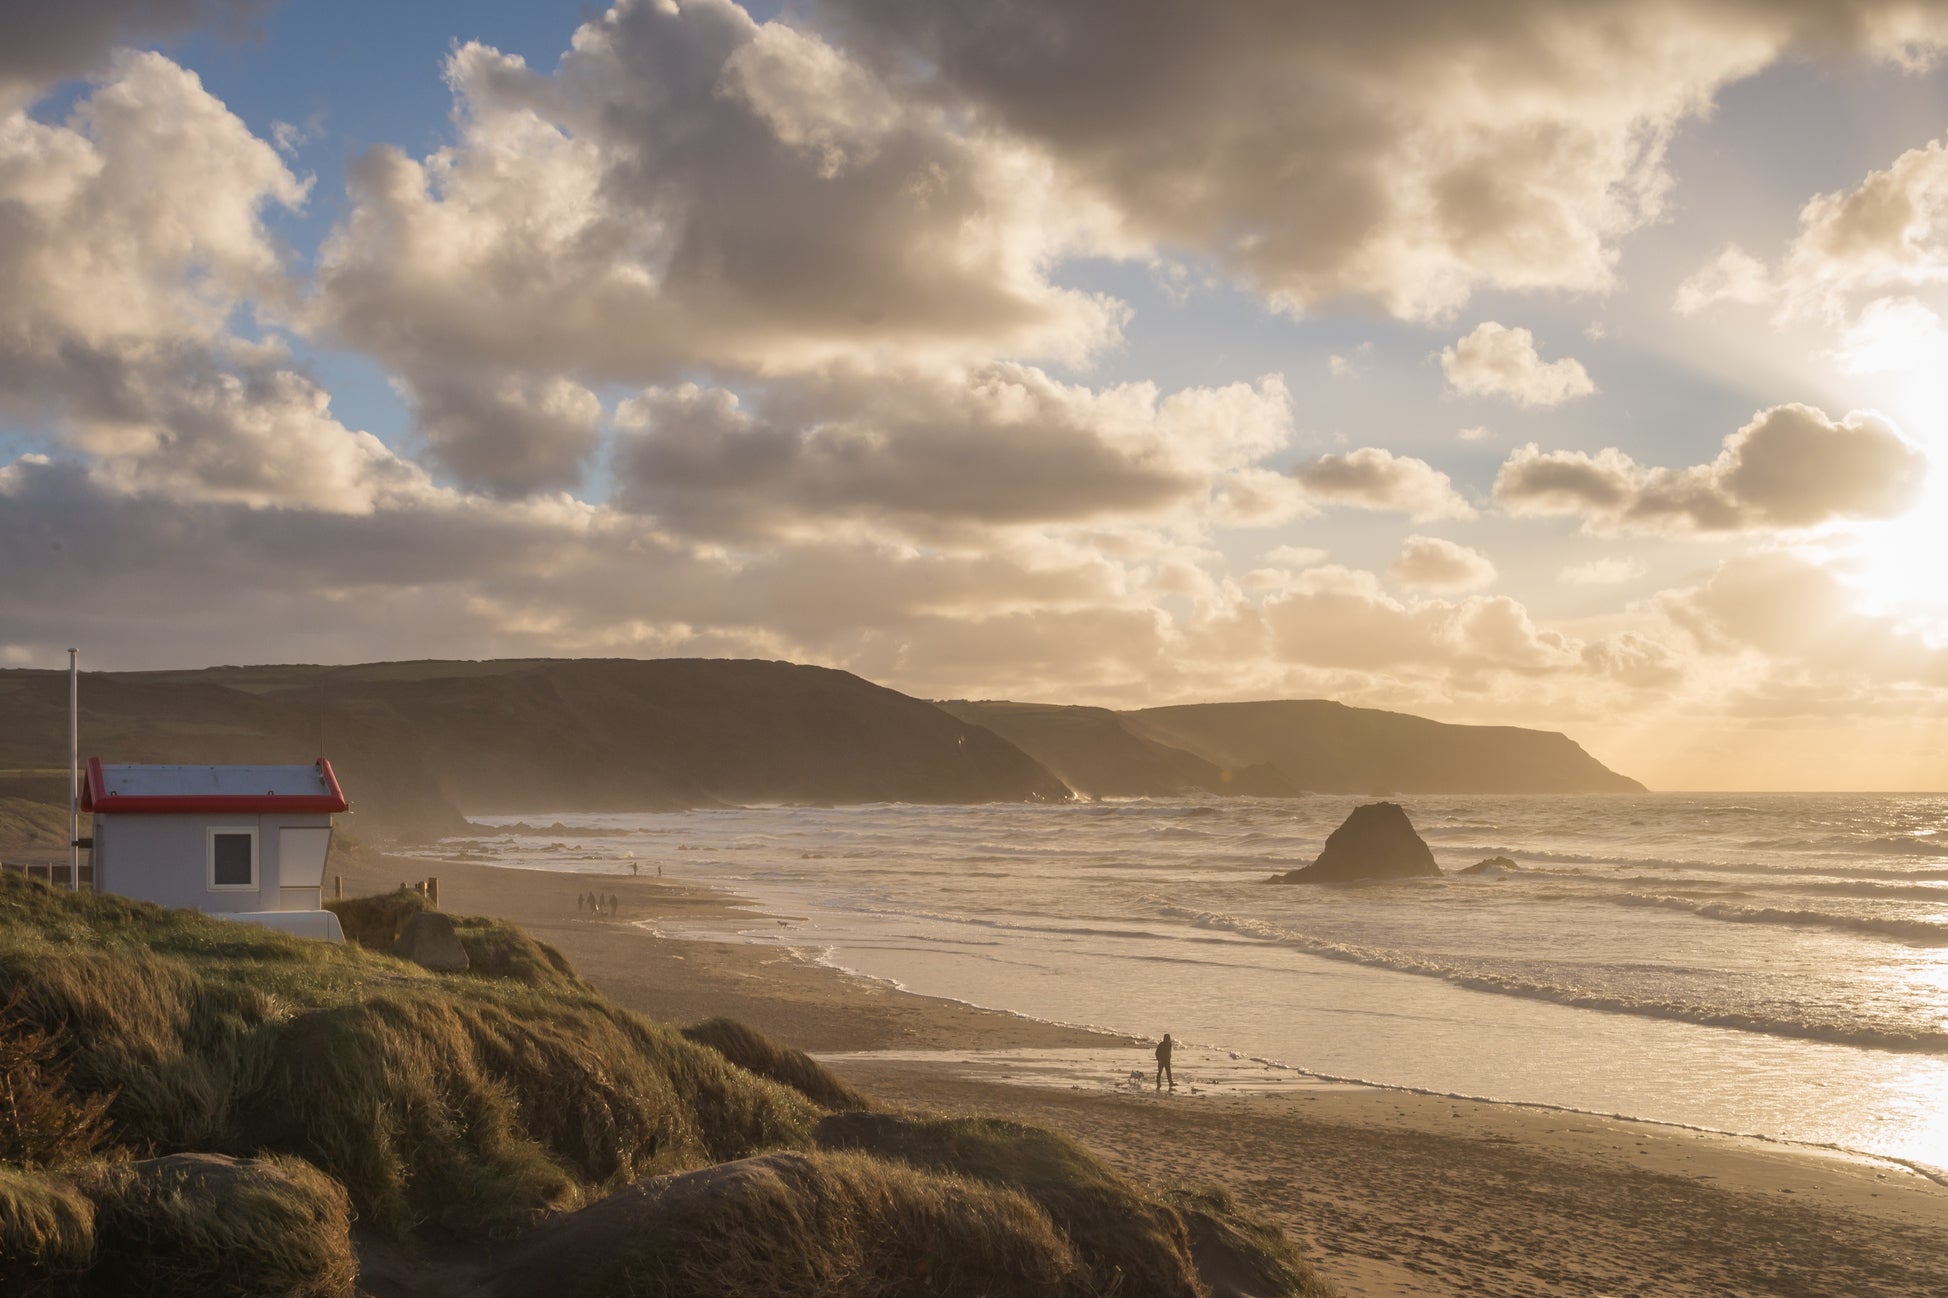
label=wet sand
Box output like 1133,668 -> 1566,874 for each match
347,847 -> 1948,1298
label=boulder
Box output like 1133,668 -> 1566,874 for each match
393,911 -> 470,972
1458,855 -> 1518,876
1270,802 -> 1440,883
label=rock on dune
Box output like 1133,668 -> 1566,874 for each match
1270,802 -> 1440,883
394,911 -> 470,972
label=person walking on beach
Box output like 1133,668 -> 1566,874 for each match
1155,1033 -> 1175,1091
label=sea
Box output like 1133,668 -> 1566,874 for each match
456,793 -> 1948,1180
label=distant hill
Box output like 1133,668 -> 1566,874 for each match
0,659 -> 1069,838
0,661 -> 1642,845
1124,700 -> 1644,794
937,701 -> 1297,799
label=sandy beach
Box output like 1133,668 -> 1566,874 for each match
347,846 -> 1948,1298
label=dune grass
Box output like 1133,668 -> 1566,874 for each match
0,871 -> 817,1239
0,990 -> 118,1171
816,1112 -> 1207,1296
681,1016 -> 872,1113
493,1149 -> 1087,1298
0,1164 -> 94,1294
78,1153 -> 356,1298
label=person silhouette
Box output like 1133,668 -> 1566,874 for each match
1155,1033 -> 1175,1091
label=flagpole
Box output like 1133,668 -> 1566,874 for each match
69,648 -> 78,891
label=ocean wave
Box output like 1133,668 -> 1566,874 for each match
1154,904 -> 1948,1054
1740,835 -> 1948,858
1454,847 -> 1948,883
1609,894 -> 1948,945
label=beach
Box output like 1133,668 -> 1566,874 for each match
349,846 -> 1948,1298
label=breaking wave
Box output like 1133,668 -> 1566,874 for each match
1610,893 -> 1948,945
1154,904 -> 1948,1054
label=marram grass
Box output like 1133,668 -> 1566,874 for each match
0,871 -> 1334,1297
0,871 -> 818,1238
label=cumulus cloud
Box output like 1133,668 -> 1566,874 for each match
1495,403 -> 1926,533
821,0 -> 1948,320
1293,448 -> 1475,521
1440,322 -> 1595,406
1660,550 -> 1948,685
1263,565 -> 1574,674
1389,536 -> 1497,591
313,4 -> 1122,396
406,374 -> 603,499
1832,295 -> 1948,373
613,366 -> 1296,539
0,53 -> 304,361
1673,244 -> 1773,314
1783,134 -> 1948,313
1560,557 -> 1647,585
0,0 -> 264,108
0,52 -> 426,514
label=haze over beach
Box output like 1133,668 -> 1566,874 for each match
5,3 -> 1948,1297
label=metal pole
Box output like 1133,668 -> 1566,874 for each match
68,648 -> 78,891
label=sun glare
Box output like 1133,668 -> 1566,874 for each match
1830,323 -> 1948,634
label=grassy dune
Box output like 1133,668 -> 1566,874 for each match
0,874 -> 1333,1297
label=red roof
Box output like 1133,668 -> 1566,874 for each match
81,758 -> 348,815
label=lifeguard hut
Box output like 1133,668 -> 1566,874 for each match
81,757 -> 347,941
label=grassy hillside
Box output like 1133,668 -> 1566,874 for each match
1126,699 -> 1644,794
0,875 -> 1335,1297
0,659 -> 1071,838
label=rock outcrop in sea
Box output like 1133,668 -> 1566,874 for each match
1458,855 -> 1518,875
1269,802 -> 1440,883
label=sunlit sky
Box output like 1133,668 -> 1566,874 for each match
8,1 -> 1948,790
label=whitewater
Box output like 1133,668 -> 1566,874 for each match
460,793 -> 1948,1178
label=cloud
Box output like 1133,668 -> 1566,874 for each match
1783,134 -> 1948,313
1328,343 -> 1373,378
312,6 -> 1123,397
1458,425 -> 1492,442
0,53 -> 305,361
1263,566 -> 1574,674
0,53 -> 423,514
1559,557 -> 1647,585
1440,322 -> 1595,406
1660,550 -> 1948,685
1494,403 -> 1926,533
1293,448 -> 1475,521
612,366 -> 1297,539
820,0 -> 1948,321
1832,295 -> 1948,373
1388,535 -> 1497,591
1673,244 -> 1773,314
406,374 -> 602,499
0,0 -> 265,108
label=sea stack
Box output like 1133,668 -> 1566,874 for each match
1270,802 -> 1440,883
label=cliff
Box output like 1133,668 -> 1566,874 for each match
1125,699 -> 1643,795
936,701 -> 1297,799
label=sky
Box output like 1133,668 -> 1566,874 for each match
6,2 -> 1948,790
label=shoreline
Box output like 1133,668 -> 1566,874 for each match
354,845 -> 1948,1297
